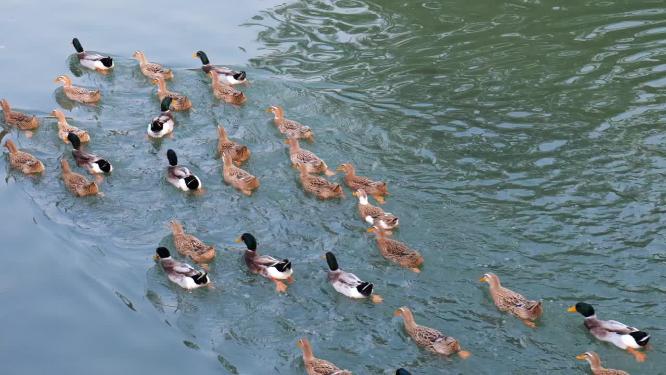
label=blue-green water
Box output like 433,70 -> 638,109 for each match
1,0 -> 665,374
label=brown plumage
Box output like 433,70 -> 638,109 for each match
152,77 -> 191,111
295,162 -> 344,200
170,220 -> 216,264
353,189 -> 399,230
217,125 -> 250,165
576,352 -> 629,375
266,106 -> 314,141
60,159 -> 98,197
54,75 -> 101,103
368,227 -> 423,272
132,51 -> 173,80
208,71 -> 246,105
222,152 -> 259,196
52,109 -> 90,144
286,138 -> 334,175
480,272 -> 543,328
337,163 -> 388,203
1,99 -> 39,130
4,140 -> 44,174
394,307 -> 470,359
297,338 -> 352,375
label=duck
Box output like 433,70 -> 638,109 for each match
367,227 -> 423,272
67,133 -> 112,174
217,125 -> 250,165
153,247 -> 210,290
170,219 -> 215,264
297,338 -> 352,375
479,272 -> 542,328
52,109 -> 90,144
576,352 -> 629,375
236,233 -> 293,293
54,75 -> 101,104
295,162 -> 344,199
266,106 -> 314,142
152,77 -> 192,111
353,189 -> 399,230
60,159 -> 99,197
395,370 -> 411,375
337,163 -> 388,203
72,37 -> 113,72
222,152 -> 259,196
208,71 -> 246,105
166,149 -> 202,192
568,302 -> 649,362
132,51 -> 173,80
325,251 -> 382,303
193,51 -> 247,85
4,139 -> 44,174
148,97 -> 174,138
286,138 -> 334,175
1,99 -> 39,130
394,306 -> 470,359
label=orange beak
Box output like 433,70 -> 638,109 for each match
575,354 -> 586,360
479,276 -> 489,282
567,306 -> 577,313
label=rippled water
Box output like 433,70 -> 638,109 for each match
2,0 -> 665,374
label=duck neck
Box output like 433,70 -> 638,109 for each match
344,166 -> 356,177
287,140 -> 300,154
400,310 -> 418,332
0,100 -> 10,121
358,195 -> 369,205
53,111 -> 67,127
301,342 -> 314,362
155,78 -> 167,94
217,127 -> 229,142
487,276 -> 501,290
222,153 -> 233,168
60,159 -> 71,173
273,108 -> 284,122
4,140 -> 17,154
170,221 -> 185,236
586,354 -> 602,371
60,77 -> 72,88
136,53 -> 148,65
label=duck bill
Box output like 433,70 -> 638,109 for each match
575,354 -> 586,360
367,227 -> 376,233
567,306 -> 577,313
393,309 -> 401,317
479,276 -> 488,282
152,254 -> 160,261
234,236 -> 242,243
192,53 -> 198,58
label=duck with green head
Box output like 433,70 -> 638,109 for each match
193,51 -> 247,85
166,149 -> 202,192
67,132 -> 112,175
148,97 -> 174,138
236,233 -> 292,293
72,37 -> 113,72
153,247 -> 210,290
325,251 -> 382,303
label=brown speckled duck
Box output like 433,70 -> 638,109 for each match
170,219 -> 216,264
480,272 -> 543,328
222,152 -> 259,196
353,189 -> 399,230
296,162 -> 343,199
297,338 -> 352,375
217,125 -> 250,165
368,227 -> 423,272
208,71 -> 246,105
1,99 -> 39,130
60,159 -> 99,197
394,306 -> 470,359
337,163 -> 388,203
152,77 -> 192,111
52,109 -> 89,144
132,51 -> 173,80
576,352 -> 629,375
54,75 -> 101,104
4,140 -> 44,174
286,138 -> 334,175
267,106 -> 314,141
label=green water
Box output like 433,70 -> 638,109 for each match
1,0 -> 665,374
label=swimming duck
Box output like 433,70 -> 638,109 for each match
132,51 -> 173,80
479,272 -> 542,328
394,306 -> 470,359
60,159 -> 99,197
72,37 -> 113,72
152,77 -> 192,111
325,251 -> 382,303
236,233 -> 293,293
148,97 -> 174,138
193,51 -> 247,85
170,219 -> 215,264
54,75 -> 101,104
166,149 -> 202,192
286,138 -> 334,176
576,352 -> 629,375
208,71 -> 246,105
52,109 -> 90,144
568,302 -> 649,362
1,99 -> 39,130
217,125 -> 250,165
295,162 -> 344,199
337,163 -> 388,204
367,227 -> 423,272
4,140 -> 44,174
266,106 -> 314,142
153,247 -> 210,290
353,189 -> 399,230
395,370 -> 411,375
222,152 -> 259,196
67,133 -> 112,174
297,338 -> 352,375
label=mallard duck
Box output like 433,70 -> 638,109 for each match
52,109 -> 90,144
152,77 -> 192,111
236,233 -> 293,292
286,138 -> 334,176
72,37 -> 113,72
353,189 -> 399,230
4,139 -> 44,174
54,75 -> 101,104
166,149 -> 202,192
1,99 -> 39,130
222,152 -> 259,196
394,306 -> 470,359
337,163 -> 388,203
297,338 -> 352,375
60,159 -> 99,196
217,125 -> 250,165
295,162 -> 343,199
153,247 -> 210,290
576,352 -> 629,375
568,302 -> 649,362
396,370 -> 411,375
367,227 -> 423,272
67,133 -> 112,174
208,71 -> 246,105
132,51 -> 173,80
170,219 -> 215,264
479,272 -> 542,328
266,106 -> 314,141
193,51 -> 247,85
325,252 -> 382,303
148,97 -> 174,138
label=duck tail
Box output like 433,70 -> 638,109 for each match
630,331 -> 650,347
233,71 -> 247,81
72,38 -> 84,53
275,259 -> 291,272
84,182 -> 99,195
356,281 -> 374,297
193,271 -> 209,285
100,57 -> 113,68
